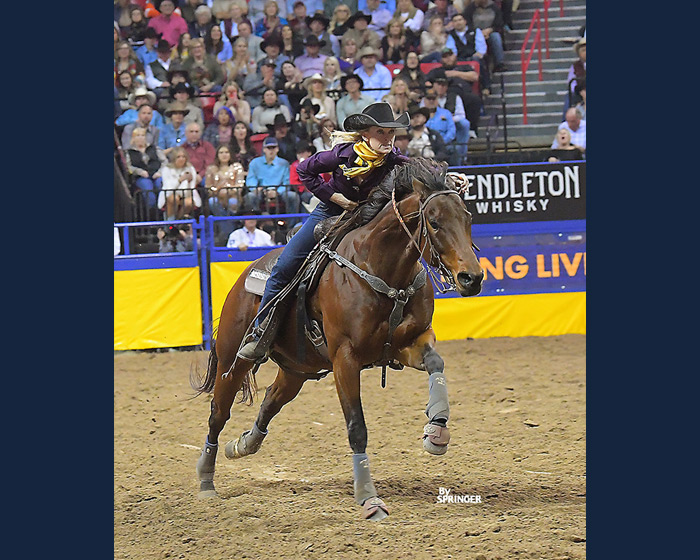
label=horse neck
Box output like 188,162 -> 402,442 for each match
348,193 -> 424,287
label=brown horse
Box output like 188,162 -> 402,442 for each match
191,158 -> 484,521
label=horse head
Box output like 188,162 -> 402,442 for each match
402,160 -> 484,297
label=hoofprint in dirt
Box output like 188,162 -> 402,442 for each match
115,335 -> 585,560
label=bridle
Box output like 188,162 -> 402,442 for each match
391,184 -> 479,294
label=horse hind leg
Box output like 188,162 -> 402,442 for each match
224,367 -> 305,459
196,354 -> 256,499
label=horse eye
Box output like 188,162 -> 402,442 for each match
429,219 -> 440,231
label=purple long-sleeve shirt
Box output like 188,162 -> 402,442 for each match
296,142 -> 409,209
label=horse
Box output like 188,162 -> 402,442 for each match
191,157 -> 484,521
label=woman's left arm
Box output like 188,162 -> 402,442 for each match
296,147 -> 344,204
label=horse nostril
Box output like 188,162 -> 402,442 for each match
457,272 -> 484,289
457,272 -> 474,287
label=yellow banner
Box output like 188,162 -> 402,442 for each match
114,268 -> 203,350
210,261 -> 585,340
432,291 -> 586,339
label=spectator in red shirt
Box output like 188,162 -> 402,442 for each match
289,140 -> 329,212
147,0 -> 188,47
182,121 -> 216,185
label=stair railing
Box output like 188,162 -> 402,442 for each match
520,0 -> 563,124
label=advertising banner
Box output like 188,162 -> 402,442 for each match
451,161 -> 586,224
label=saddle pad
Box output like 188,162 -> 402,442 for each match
244,247 -> 283,296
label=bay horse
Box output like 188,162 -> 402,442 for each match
191,158 -> 484,521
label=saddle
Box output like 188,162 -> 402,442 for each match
242,216 -> 345,365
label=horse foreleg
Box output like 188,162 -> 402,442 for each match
196,356 -> 253,498
395,329 -> 451,455
224,367 -> 305,459
334,345 -> 389,521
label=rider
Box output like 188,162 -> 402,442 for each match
237,102 -> 410,361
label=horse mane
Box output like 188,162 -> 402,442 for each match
328,157 -> 450,239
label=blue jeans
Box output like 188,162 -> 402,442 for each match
256,201 -> 342,324
134,176 -> 162,210
487,32 -> 505,65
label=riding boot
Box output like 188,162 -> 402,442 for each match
236,305 -> 285,362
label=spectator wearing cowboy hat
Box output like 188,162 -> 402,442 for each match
266,113 -> 297,164
147,0 -> 189,47
335,73 -> 374,129
354,46 -> 393,102
256,32 -> 290,76
168,81 -> 205,127
407,106 -> 449,162
294,35 -> 328,78
300,73 -> 336,123
306,12 -> 338,57
115,87 -> 166,130
342,12 -> 381,53
292,98 -> 322,142
159,101 -> 190,155
393,125 -> 410,155
135,27 -> 161,67
145,39 -> 176,98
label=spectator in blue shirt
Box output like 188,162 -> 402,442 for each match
422,90 -> 456,144
158,102 -> 190,156
135,27 -> 160,67
115,87 -> 165,130
354,46 -> 393,102
244,136 -> 299,214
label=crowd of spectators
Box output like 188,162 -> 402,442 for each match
115,0 -> 513,228
548,28 -> 586,162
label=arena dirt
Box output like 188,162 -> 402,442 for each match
114,335 -> 586,559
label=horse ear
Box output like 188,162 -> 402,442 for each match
412,177 -> 428,195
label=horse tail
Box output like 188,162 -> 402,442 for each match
190,326 -> 219,396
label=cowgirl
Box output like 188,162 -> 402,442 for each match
238,102 -> 410,361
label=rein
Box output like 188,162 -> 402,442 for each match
391,186 -> 478,294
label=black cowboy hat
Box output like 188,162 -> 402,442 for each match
299,98 -> 321,116
144,27 -> 161,40
260,33 -> 283,52
346,12 -> 372,27
157,39 -> 172,53
340,72 -> 364,91
305,13 -> 330,28
169,81 -> 195,98
166,64 -> 190,82
343,102 -> 410,132
303,35 -> 326,48
409,107 -> 431,121
265,113 -> 291,132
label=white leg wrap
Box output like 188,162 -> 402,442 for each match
426,371 -> 450,422
352,453 -> 378,505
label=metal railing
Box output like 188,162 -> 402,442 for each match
520,0 -> 565,124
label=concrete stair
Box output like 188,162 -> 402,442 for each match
480,0 -> 586,149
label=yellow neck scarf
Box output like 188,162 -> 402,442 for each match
340,140 -> 388,178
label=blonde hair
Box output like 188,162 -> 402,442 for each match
323,56 -> 342,78
330,130 -> 362,147
168,146 -> 191,167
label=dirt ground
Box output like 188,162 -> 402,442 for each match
114,335 -> 586,560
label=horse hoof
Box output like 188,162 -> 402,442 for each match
422,423 -> 450,455
423,437 -> 448,455
224,439 -> 242,459
362,497 -> 389,521
197,489 -> 219,500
